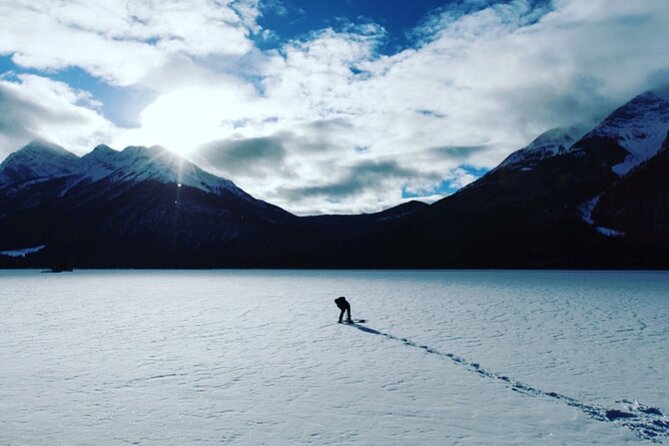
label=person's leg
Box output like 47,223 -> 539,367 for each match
346,306 -> 351,322
339,308 -> 345,322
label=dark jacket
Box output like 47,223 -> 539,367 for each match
334,296 -> 350,310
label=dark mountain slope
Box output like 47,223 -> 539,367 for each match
0,176 -> 298,267
594,132 -> 669,249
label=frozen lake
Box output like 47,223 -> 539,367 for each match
1,270 -> 668,445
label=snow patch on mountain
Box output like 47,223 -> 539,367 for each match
583,91 -> 669,176
595,226 -> 625,238
579,194 -> 602,226
499,125 -> 588,170
0,245 -> 46,257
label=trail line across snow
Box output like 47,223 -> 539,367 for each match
344,323 -> 669,443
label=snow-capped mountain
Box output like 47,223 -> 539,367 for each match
498,89 -> 669,177
0,140 -> 79,188
0,140 -> 300,267
485,89 -> 669,233
75,144 -> 252,200
576,89 -> 669,176
416,89 -> 669,268
0,141 -> 254,201
498,125 -> 589,170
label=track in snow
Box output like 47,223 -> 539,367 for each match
347,323 -> 669,443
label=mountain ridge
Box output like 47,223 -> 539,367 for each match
1,89 -> 668,268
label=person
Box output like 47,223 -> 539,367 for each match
334,296 -> 352,323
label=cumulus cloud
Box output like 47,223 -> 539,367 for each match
224,0 -> 669,213
0,74 -> 116,153
278,159 -> 439,199
196,135 -> 287,176
195,125 -> 447,214
431,145 -> 489,161
0,0 -> 255,86
1,0 -> 669,214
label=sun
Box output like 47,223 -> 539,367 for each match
121,85 -> 248,156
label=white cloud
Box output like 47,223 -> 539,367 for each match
200,0 -> 669,214
0,74 -> 117,153
1,0 -> 669,214
0,0 -> 256,86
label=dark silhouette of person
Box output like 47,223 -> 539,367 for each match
334,296 -> 352,323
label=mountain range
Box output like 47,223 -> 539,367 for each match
1,89 -> 668,268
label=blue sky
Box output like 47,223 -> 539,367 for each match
255,0 -> 553,53
0,0 -> 668,214
256,0 -> 461,53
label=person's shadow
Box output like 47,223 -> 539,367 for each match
343,322 -> 383,336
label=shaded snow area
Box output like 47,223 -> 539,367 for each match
579,194 -> 602,225
1,270 -> 668,445
0,245 -> 46,257
596,226 -> 626,238
585,91 -> 669,176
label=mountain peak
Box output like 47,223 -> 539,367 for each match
498,125 -> 589,170
121,145 -> 149,154
583,90 -> 669,176
21,139 -> 77,157
0,140 -> 80,188
91,144 -> 115,154
76,143 -> 250,199
148,144 -> 169,153
650,84 -> 669,102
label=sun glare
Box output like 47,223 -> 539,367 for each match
128,86 -> 244,156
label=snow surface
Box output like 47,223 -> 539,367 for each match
0,245 -> 46,257
1,270 -> 667,445
584,91 -> 669,176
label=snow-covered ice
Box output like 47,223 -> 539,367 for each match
0,270 -> 667,445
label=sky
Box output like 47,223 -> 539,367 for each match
0,0 -> 668,215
